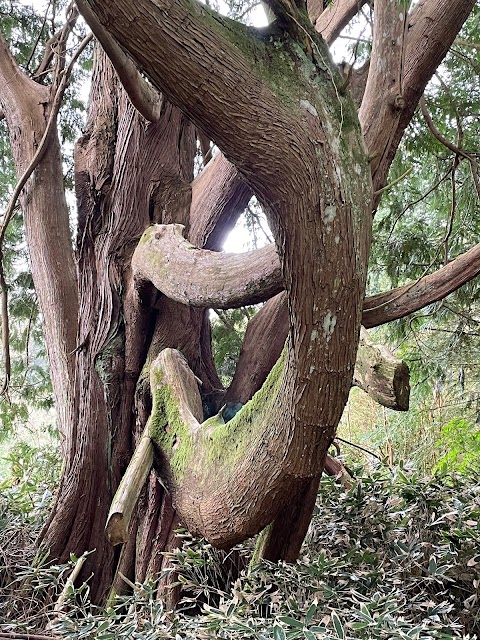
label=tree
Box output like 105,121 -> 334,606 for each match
0,0 -> 477,601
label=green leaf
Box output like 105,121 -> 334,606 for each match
279,616 -> 304,629
331,611 -> 344,639
305,601 -> 317,625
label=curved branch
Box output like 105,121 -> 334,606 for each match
76,0 -> 163,122
78,0 -> 319,204
132,220 -> 409,411
132,224 -> 282,308
135,223 -> 480,330
131,346 -> 308,548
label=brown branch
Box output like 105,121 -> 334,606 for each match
307,0 -> 323,24
25,0 -> 51,72
76,0 -> 163,122
132,224 -> 282,308
0,33 -> 92,247
454,38 -> 480,50
359,0 -> 408,174
0,249 -> 10,395
315,0 -> 369,45
323,455 -> 352,488
136,218 -> 480,330
371,0 -> 476,198
227,300 -> 409,410
336,435 -> 382,461
77,0 -> 317,204
189,152 -> 252,250
0,34 -> 91,395
362,241 -> 480,328
33,3 -> 79,78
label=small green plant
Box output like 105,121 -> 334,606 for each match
0,441 -> 60,630
434,418 -> 480,476
43,468 -> 480,639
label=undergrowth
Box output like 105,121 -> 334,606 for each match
1,463 -> 479,638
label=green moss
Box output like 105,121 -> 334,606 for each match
200,345 -> 287,472
137,226 -> 154,246
149,371 -> 195,479
148,345 -> 287,483
250,525 -> 271,569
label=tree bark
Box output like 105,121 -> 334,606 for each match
79,0 -> 372,550
39,47 -> 197,600
316,0 -> 369,44
133,224 -> 282,308
0,35 -> 78,448
370,0 -> 476,196
0,0 -> 474,605
77,0 -> 474,565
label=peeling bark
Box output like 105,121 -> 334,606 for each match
40,48 -> 197,599
0,0 -> 472,603
75,0 -> 479,562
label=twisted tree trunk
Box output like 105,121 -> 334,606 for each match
0,0 -> 475,606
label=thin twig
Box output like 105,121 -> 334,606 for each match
0,246 -> 10,395
444,157 -> 458,265
454,38 -> 480,50
25,0 -> 51,72
335,436 -> 383,462
373,166 -> 412,197
213,308 -> 237,333
385,166 -> 452,244
420,95 -> 480,201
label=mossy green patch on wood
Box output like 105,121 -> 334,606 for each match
148,345 -> 287,484
149,372 -> 195,479
199,344 -> 287,472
